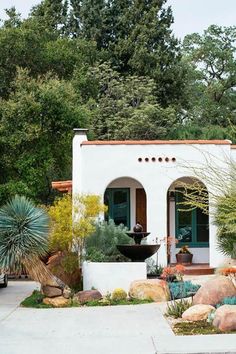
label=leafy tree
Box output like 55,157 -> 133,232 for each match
178,160 -> 236,259
65,0 -> 186,106
30,0 -> 68,34
182,25 -> 236,127
0,195 -> 61,286
0,68 -> 88,205
107,0 -> 184,106
0,21 -> 53,98
3,7 -> 22,28
81,62 -> 176,139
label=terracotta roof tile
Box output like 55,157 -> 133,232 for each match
52,180 -> 72,193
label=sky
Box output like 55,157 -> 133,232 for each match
0,0 -> 236,39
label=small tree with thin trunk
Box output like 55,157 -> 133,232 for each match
48,193 -> 107,264
178,159 -> 236,259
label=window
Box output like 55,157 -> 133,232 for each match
104,188 -> 130,228
175,190 -> 209,247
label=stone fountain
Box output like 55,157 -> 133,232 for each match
117,223 -> 160,262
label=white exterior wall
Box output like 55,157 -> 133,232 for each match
73,132 -> 232,267
83,261 -> 147,294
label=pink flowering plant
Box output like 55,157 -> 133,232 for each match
161,264 -> 185,282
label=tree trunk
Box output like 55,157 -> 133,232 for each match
22,257 -> 65,288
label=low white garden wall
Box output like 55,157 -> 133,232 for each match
82,261 -> 147,294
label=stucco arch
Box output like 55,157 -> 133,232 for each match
166,176 -> 209,264
104,177 -> 147,231
167,175 -> 208,193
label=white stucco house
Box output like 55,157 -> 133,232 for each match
71,128 -> 236,269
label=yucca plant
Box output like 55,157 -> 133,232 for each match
0,195 -> 61,286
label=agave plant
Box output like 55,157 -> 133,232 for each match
0,195 -> 60,286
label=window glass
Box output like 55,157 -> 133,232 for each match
196,209 -> 209,242
113,190 -> 128,225
104,189 -> 130,228
175,188 -> 209,245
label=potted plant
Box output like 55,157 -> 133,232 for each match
176,245 -> 193,265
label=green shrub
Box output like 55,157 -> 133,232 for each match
169,281 -> 200,300
21,290 -> 52,308
216,296 -> 236,308
85,220 -> 133,262
165,299 -> 192,319
111,288 -> 127,301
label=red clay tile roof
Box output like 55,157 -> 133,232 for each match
52,180 -> 72,193
81,140 -> 231,146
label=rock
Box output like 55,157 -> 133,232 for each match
129,279 -> 170,302
47,252 -> 81,288
193,276 -> 236,306
43,296 -> 70,307
213,305 -> 236,332
63,286 -> 72,299
41,285 -> 62,298
74,290 -> 102,304
182,304 -> 215,321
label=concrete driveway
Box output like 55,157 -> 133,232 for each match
0,281 -> 236,354
0,280 -> 39,321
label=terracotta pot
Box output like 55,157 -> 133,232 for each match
176,253 -> 193,265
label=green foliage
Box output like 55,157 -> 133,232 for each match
168,281 -> 200,300
82,62 -> 177,140
21,289 -> 153,308
48,193 -> 106,264
217,296 -> 236,308
80,298 -> 153,307
21,290 -> 52,308
65,0 -> 184,107
173,320 -> 229,335
182,25 -> 236,128
61,253 -> 79,274
0,69 -> 88,204
147,259 -> 164,276
0,195 -> 49,271
85,220 -> 133,262
215,192 -> 236,258
2,2 -> 236,208
165,299 -> 192,319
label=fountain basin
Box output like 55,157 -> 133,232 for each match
117,244 -> 160,262
126,232 -> 150,245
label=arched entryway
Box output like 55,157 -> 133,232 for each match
167,177 -> 209,264
104,177 -> 147,231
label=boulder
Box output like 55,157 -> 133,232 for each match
74,290 -> 102,304
47,252 -> 81,288
193,276 -> 236,306
182,304 -> 215,322
213,305 -> 236,332
41,285 -> 62,298
43,296 -> 70,307
63,286 -> 72,299
129,279 -> 170,302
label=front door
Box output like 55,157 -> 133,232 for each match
136,188 -> 147,232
